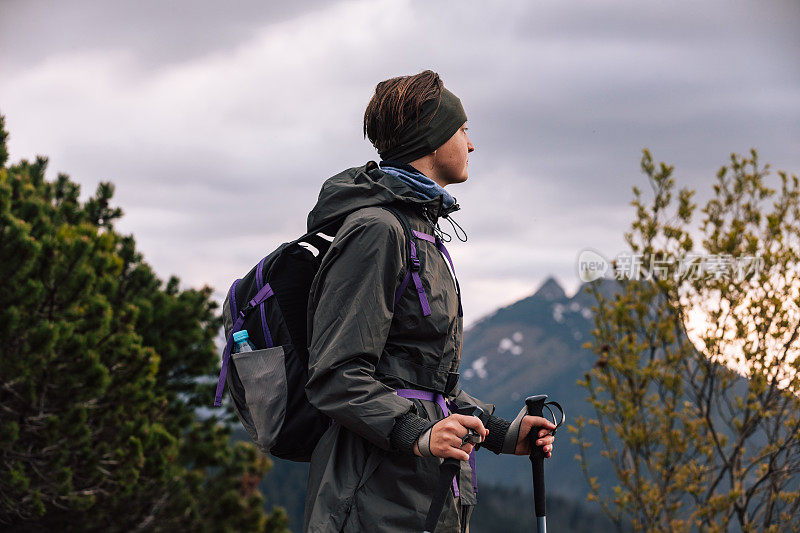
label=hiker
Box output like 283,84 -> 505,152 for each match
303,70 -> 557,533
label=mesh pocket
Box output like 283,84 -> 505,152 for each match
232,345 -> 288,454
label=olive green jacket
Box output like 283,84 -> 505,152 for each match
303,162 -> 511,533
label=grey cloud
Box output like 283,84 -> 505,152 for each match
0,0 -> 334,73
1,0 -> 799,326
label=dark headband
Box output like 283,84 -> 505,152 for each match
378,88 -> 467,164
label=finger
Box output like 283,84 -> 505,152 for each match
534,435 -> 555,447
518,416 -> 555,441
452,413 -> 488,438
460,443 -> 475,455
444,447 -> 471,461
432,438 -> 466,459
449,414 -> 485,437
525,415 -> 556,431
446,434 -> 464,449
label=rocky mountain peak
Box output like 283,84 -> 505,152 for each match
532,276 -> 566,302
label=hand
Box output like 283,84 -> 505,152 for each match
514,415 -> 556,457
413,413 -> 489,461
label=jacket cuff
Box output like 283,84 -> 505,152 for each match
415,426 -> 435,457
481,414 -> 511,455
390,412 -> 431,455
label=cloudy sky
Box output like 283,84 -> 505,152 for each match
2,0 -> 798,327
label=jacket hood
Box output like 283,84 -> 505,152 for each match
306,161 -> 460,232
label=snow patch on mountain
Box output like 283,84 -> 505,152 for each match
464,355 -> 490,380
553,304 -> 565,323
473,356 -> 488,379
498,332 -> 524,355
553,302 -> 593,323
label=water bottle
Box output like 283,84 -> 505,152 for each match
232,330 -> 256,354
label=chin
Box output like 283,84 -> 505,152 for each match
442,171 -> 469,186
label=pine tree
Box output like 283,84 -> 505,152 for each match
572,150 -> 800,531
0,115 -> 289,532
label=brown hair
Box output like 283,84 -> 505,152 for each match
363,70 -> 443,153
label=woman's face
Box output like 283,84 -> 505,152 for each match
433,122 -> 475,186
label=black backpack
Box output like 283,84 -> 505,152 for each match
212,204 -> 436,462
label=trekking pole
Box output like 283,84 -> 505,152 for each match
525,395 -> 565,533
422,456 -> 460,533
422,405 -> 484,533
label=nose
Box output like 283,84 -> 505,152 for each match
467,134 -> 475,153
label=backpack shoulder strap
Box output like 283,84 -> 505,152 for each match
300,204 -> 432,317
378,205 -> 432,317
377,205 -> 413,254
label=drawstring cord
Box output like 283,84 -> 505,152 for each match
422,202 -> 468,243
434,223 -> 451,242
441,214 -> 468,242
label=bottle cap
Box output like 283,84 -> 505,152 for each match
232,330 -> 250,343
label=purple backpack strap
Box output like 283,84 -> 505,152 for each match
255,257 -> 275,348
411,230 -> 436,244
214,279 -> 242,407
409,230 -> 464,318
393,235 -> 432,317
213,279 -> 275,407
393,273 -> 412,309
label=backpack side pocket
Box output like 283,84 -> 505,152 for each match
232,345 -> 288,454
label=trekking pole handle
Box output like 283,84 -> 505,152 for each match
456,405 -> 485,445
526,394 -> 547,532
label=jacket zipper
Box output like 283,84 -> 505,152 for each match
421,206 -> 438,231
